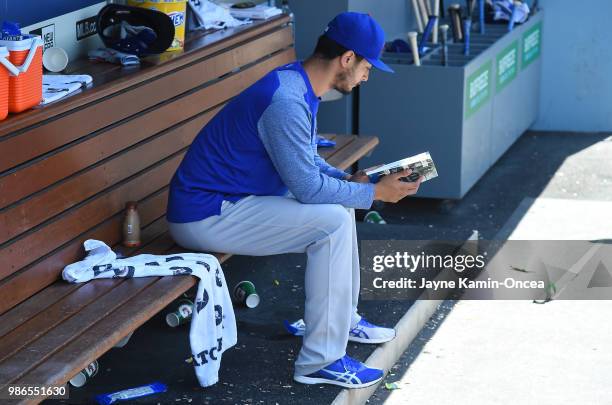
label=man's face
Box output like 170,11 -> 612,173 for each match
333,51 -> 372,95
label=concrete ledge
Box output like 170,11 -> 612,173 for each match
332,231 -> 478,405
332,298 -> 443,405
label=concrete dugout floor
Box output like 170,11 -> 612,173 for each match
45,131 -> 612,404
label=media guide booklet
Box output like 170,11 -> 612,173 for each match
365,152 -> 439,183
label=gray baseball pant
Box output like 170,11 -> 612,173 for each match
168,194 -> 362,376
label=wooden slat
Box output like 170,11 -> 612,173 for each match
325,135 -> 357,161
0,105 -> 222,244
0,278 -> 157,387
0,279 -> 124,364
0,98 -> 213,209
0,216 -> 181,361
9,275 -> 199,394
0,284 -> 82,339
63,57 -> 120,79
0,15 -> 290,139
0,214 -> 171,336
0,26 -> 293,173
327,135 -> 380,171
322,134 -> 338,141
318,133 -> 355,160
0,189 -> 169,315
0,153 -> 183,279
0,47 -> 294,209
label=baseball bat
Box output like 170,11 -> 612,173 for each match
463,18 -> 472,55
432,0 -> 440,44
508,0 -> 521,31
479,0 -> 485,34
411,0 -> 424,33
407,31 -> 421,66
425,0 -> 432,16
530,0 -> 539,16
448,3 -> 463,42
440,24 -> 449,66
417,0 -> 430,27
419,15 -> 437,54
439,0 -> 445,18
468,0 -> 477,18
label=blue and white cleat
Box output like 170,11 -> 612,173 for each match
284,318 -> 395,344
294,355 -> 384,388
349,318 -> 396,344
283,319 -> 305,336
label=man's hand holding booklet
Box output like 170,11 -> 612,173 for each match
346,152 -> 437,202
365,152 -> 438,184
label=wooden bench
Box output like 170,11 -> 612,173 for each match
0,15 -> 378,404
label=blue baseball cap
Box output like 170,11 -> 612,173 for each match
323,12 -> 394,73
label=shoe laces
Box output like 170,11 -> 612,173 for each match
341,355 -> 364,372
357,318 -> 376,329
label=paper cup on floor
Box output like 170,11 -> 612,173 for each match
165,298 -> 194,327
43,47 -> 68,72
69,360 -> 99,387
233,281 -> 260,308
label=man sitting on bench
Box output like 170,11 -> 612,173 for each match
167,12 -> 422,389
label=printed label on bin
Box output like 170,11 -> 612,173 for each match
29,24 -> 55,51
168,12 -> 185,27
76,16 -> 97,41
496,40 -> 518,93
465,60 -> 492,118
522,22 -> 542,69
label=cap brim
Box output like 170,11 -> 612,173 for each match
367,57 -> 394,73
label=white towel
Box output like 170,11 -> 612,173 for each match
492,0 -> 530,23
229,4 -> 282,20
63,239 -> 237,387
187,0 -> 250,31
88,48 -> 140,67
41,74 -> 93,105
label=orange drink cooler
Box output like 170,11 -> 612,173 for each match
0,36 -> 43,113
0,47 -> 12,120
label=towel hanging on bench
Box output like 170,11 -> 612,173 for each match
62,239 -> 237,387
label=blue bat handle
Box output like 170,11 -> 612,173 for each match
442,39 -> 448,66
418,16 -> 437,55
479,0 -> 485,34
463,19 -> 472,56
509,3 -> 519,31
